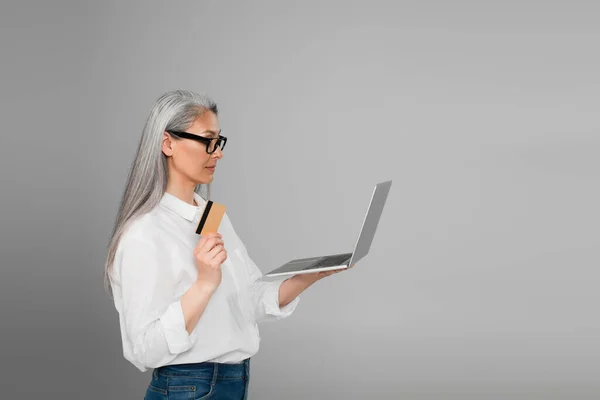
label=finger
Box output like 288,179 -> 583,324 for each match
207,244 -> 226,260
197,238 -> 217,254
201,237 -> 224,253
196,234 -> 220,252
216,247 -> 228,263
198,232 -> 222,244
216,250 -> 228,264
196,238 -> 221,259
203,233 -> 223,242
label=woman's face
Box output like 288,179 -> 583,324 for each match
162,111 -> 223,185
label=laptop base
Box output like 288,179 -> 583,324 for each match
265,253 -> 352,278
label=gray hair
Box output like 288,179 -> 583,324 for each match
103,90 -> 218,298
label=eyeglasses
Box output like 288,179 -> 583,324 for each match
166,130 -> 227,154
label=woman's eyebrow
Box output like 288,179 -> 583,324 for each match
202,129 -> 221,137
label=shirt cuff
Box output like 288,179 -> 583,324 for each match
263,280 -> 300,318
159,299 -> 195,354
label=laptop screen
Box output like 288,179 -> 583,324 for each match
349,180 -> 392,266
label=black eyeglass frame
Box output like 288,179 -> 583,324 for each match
166,130 -> 227,154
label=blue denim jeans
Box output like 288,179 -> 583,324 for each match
144,358 -> 250,400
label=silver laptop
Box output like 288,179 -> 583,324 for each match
265,180 -> 392,278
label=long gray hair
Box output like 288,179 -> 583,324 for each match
103,90 -> 218,298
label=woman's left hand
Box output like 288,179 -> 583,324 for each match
280,264 -> 356,306
315,263 -> 355,280
291,264 -> 355,288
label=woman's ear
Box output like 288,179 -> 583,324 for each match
161,131 -> 174,156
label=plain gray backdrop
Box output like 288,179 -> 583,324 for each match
1,0 -> 599,399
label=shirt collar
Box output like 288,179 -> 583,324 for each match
159,191 -> 207,222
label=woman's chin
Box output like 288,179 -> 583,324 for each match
197,175 -> 215,185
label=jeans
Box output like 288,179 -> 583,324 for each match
144,358 -> 250,400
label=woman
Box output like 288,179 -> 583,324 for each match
104,90 -> 344,399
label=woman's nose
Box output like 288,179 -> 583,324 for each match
213,146 -> 223,159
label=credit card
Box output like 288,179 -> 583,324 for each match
195,200 -> 226,235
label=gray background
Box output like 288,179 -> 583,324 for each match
1,0 -> 599,399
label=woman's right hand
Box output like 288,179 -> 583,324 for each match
193,233 -> 227,293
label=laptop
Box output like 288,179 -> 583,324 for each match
265,180 -> 392,278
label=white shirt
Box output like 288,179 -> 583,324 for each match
109,191 -> 299,372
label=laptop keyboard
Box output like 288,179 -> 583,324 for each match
302,253 -> 352,270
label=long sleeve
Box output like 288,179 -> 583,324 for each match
114,234 -> 196,370
236,244 -> 300,323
